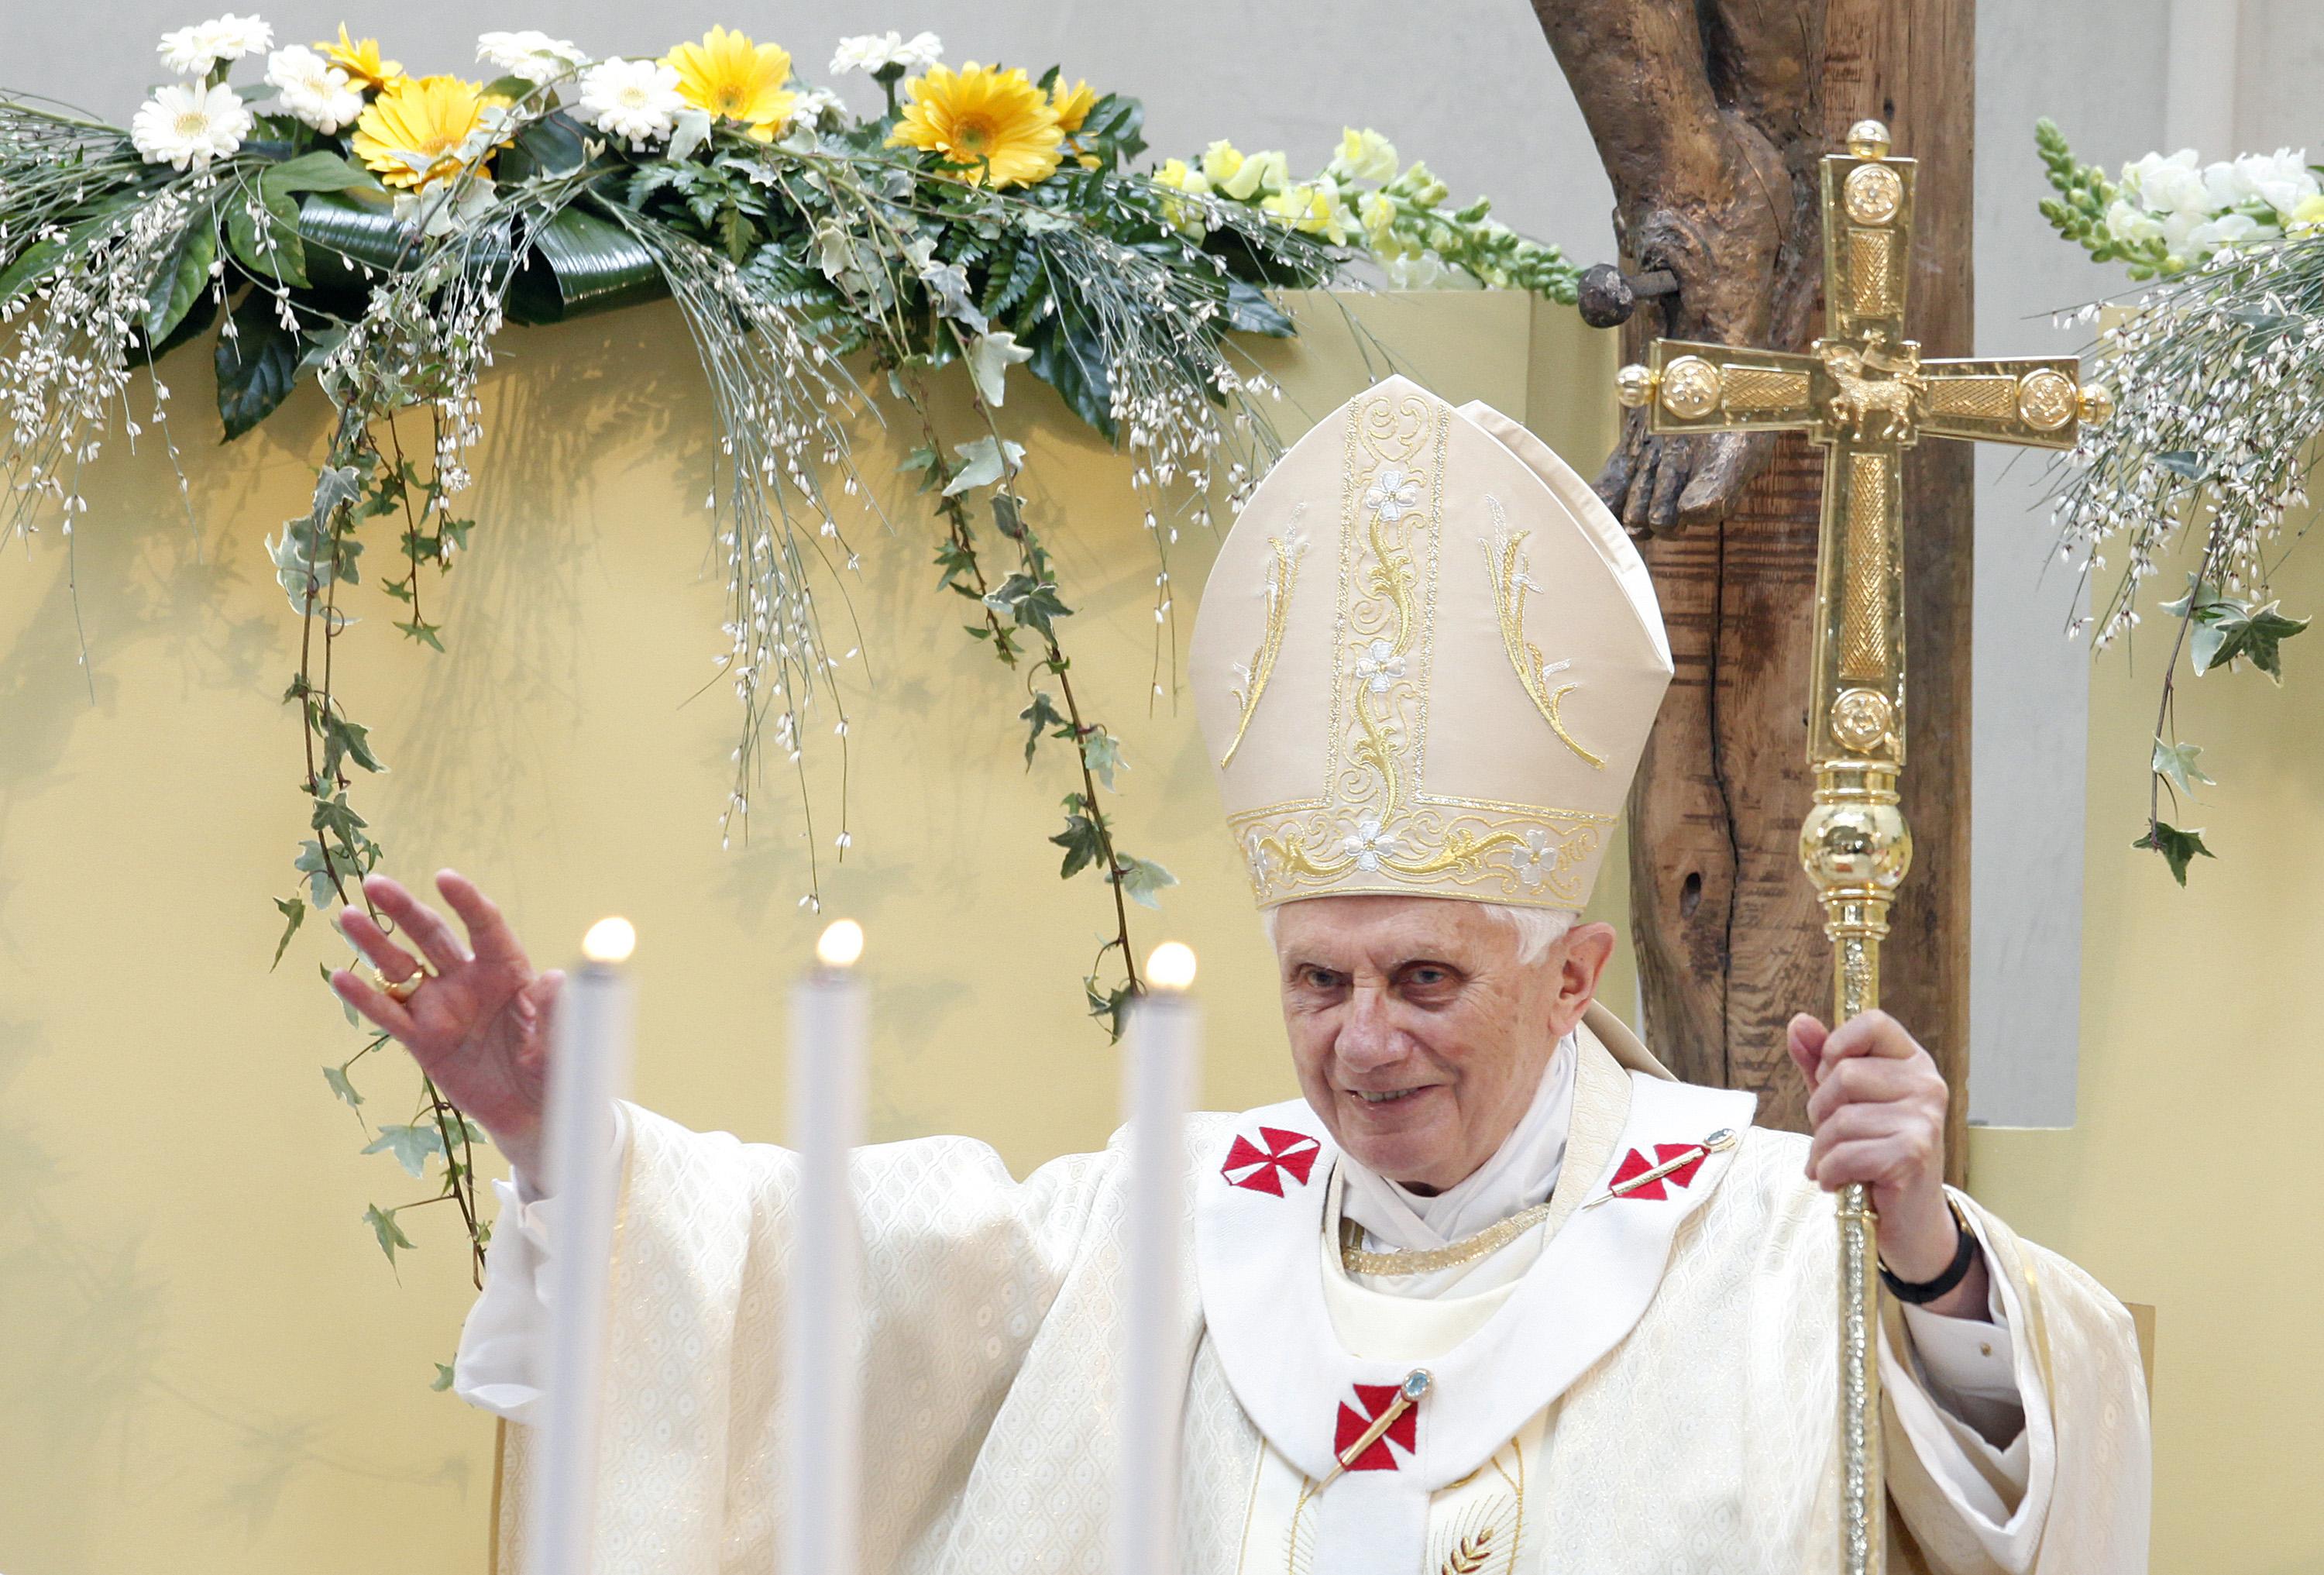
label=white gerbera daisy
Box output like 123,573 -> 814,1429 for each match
477,29 -> 589,86
789,86 -> 846,129
132,81 -> 254,170
157,12 -> 274,77
576,57 -> 686,150
828,29 -> 942,77
265,45 -> 363,133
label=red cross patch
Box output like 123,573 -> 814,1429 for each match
1608,1142 -> 1707,1201
1333,1383 -> 1418,1471
1220,1126 -> 1321,1195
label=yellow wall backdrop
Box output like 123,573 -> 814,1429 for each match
0,291 -> 1624,1571
1968,525 -> 2324,1571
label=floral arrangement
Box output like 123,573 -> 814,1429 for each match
2034,120 -> 2313,884
0,15 -> 1582,1291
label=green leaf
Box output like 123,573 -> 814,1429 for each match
0,236 -> 65,305
1116,854 -> 1177,910
507,202 -> 667,325
1081,728 -> 1125,790
2152,738 -> 2214,798
226,175 -> 310,287
364,1202 -> 415,1264
270,894 -> 305,969
323,1063 -> 364,1109
1085,978 -> 1134,1040
143,223 -> 218,346
395,617 -> 447,652
297,186 -> 414,290
431,1361 -> 457,1391
322,960 -> 360,1026
2132,820 -> 2216,885
263,150 -> 376,197
1018,690 -> 1069,765
1023,308 -> 1116,439
1050,802 -> 1105,880
363,1123 -> 446,1179
214,290 -> 302,440
498,112 -> 591,183
942,435 -> 1025,495
2193,599 -> 2309,681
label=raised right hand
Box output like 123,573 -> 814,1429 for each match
328,868 -> 559,1180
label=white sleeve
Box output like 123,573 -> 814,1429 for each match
450,1102 -> 632,1423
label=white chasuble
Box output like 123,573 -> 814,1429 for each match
462,1008 -> 2149,1573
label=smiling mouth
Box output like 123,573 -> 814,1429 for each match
1351,1087 -> 1429,1105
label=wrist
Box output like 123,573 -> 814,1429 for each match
1879,1192 -> 1982,1307
1875,1181 -> 1962,1283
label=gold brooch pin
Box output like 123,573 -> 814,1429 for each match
1317,1368 -> 1431,1490
1580,1126 -> 1741,1210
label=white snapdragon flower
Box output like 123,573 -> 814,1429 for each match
576,57 -> 686,150
2102,197 -> 2166,246
158,12 -> 274,77
2213,149 -> 2319,221
2185,211 -> 2267,255
2121,149 -> 2207,217
1327,126 -> 1398,184
478,29 -> 589,86
829,29 -> 942,76
265,45 -> 363,133
131,80 -> 253,170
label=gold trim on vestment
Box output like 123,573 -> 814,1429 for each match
1336,1201 -> 1556,1278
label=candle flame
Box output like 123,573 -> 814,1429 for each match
1145,941 -> 1198,991
816,917 -> 865,968
582,915 -> 636,964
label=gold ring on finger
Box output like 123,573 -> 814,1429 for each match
366,964 -> 431,1002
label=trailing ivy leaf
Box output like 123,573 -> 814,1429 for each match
294,837 -> 343,906
2151,738 -> 2214,798
2132,820 -> 2215,885
143,223 -> 217,346
215,289 -> 302,440
1085,978 -> 1134,1040
395,617 -> 447,652
1050,797 -> 1105,879
431,1362 -> 457,1392
1081,727 -> 1125,790
270,894 -> 305,969
320,711 -> 387,776
323,1063 -> 364,1109
363,1123 -> 446,1179
982,571 -> 1071,637
1116,855 -> 1177,910
1018,690 -> 1069,765
321,961 -> 360,1026
364,1202 -> 415,1264
943,434 -> 1025,495
2192,598 -> 2308,681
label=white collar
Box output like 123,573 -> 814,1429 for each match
1337,1031 -> 1577,1255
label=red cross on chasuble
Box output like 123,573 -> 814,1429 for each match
1221,1126 -> 1321,1196
1333,1383 -> 1420,1472
1608,1142 -> 1707,1201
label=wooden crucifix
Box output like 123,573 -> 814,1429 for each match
1614,119 -> 2107,1573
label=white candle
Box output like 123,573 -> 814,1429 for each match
782,918 -> 868,1575
1114,941 -> 1199,1575
528,916 -> 638,1575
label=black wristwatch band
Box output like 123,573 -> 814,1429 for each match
1878,1196 -> 1978,1305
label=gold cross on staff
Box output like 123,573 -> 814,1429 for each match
1613,119 -> 2109,1575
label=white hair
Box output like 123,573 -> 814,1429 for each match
1260,900 -> 1576,965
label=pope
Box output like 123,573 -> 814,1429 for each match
334,376 -> 2148,1572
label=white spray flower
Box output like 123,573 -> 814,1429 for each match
477,29 -> 589,86
157,13 -> 274,77
829,29 -> 942,76
265,45 -> 363,133
576,57 -> 686,150
131,80 -> 254,170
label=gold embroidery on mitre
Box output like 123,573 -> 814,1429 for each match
1233,385 -> 1614,908
1219,507 -> 1308,769
1483,495 -> 1606,769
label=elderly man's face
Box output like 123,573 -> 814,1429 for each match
1273,896 -> 1614,1193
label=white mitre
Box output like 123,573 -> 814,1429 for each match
1190,374 -> 1673,914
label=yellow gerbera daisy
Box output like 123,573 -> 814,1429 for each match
887,62 -> 1062,189
662,25 -> 798,143
318,23 -> 402,92
1050,77 -> 1096,136
349,74 -> 510,191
